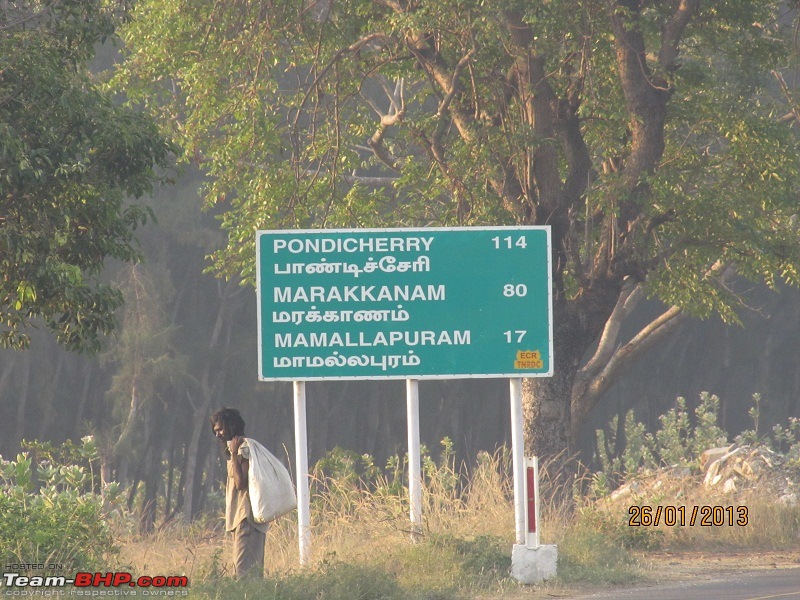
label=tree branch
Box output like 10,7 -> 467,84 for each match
343,173 -> 399,187
366,77 -> 405,171
0,0 -> 62,32
571,258 -> 732,441
571,303 -> 687,441
772,70 -> 800,126
658,0 -> 699,72
370,0 -> 404,13
576,281 -> 644,384
437,49 -> 475,119
404,34 -> 477,146
294,33 -> 394,126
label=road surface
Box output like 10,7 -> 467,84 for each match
567,566 -> 800,600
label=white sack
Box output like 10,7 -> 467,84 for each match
243,437 -> 297,524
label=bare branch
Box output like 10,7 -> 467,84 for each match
571,302 -> 688,441
343,173 -> 399,187
658,0 -> 700,72
437,49 -> 475,118
370,0 -> 404,13
571,259 -> 733,439
576,281 -> 644,383
366,77 -> 405,171
0,0 -> 62,32
294,33 -> 394,125
772,70 -> 800,126
585,304 -> 686,401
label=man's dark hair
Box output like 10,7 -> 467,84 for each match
210,407 -> 246,437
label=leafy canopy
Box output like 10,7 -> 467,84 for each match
0,0 -> 174,352
115,0 -> 800,327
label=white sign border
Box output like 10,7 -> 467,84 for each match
256,226 -> 554,381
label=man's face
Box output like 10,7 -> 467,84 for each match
212,421 -> 231,442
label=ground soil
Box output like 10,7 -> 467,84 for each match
480,550 -> 800,599
637,549 -> 800,580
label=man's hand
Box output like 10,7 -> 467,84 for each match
230,436 -> 248,490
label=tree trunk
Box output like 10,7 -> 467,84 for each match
0,357 -> 16,455
522,298 -> 587,462
72,363 -> 93,440
15,355 -> 31,448
38,351 -> 65,440
140,409 -> 168,534
521,283 -> 622,497
164,436 -> 176,518
181,389 -> 214,521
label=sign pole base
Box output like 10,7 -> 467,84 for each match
511,544 -> 558,584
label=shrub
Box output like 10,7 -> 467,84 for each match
595,392 -> 729,479
0,437 -> 120,570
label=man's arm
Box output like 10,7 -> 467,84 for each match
230,436 -> 248,490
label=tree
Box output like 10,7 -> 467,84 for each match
0,0 -> 174,352
115,0 -> 800,465
102,263 -> 185,533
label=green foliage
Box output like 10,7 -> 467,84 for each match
102,263 -> 186,461
312,438 -> 462,515
116,0 -> 800,325
0,437 -> 120,569
421,437 -> 460,506
731,393 -> 800,461
595,392 -> 729,478
0,0 -> 174,352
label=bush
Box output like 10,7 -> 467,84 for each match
0,437 -> 120,570
595,392 -> 729,479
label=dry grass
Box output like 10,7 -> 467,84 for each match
110,447 -> 800,599
114,448 -> 520,590
587,465 -> 800,554
114,517 -> 222,579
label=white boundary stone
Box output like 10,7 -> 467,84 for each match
511,544 -> 558,584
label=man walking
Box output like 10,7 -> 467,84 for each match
210,407 -> 268,577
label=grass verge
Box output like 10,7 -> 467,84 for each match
113,443 -> 800,599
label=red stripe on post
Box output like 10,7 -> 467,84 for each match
526,465 -> 536,534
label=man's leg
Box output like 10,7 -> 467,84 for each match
231,520 -> 266,577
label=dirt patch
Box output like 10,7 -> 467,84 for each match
638,549 -> 800,581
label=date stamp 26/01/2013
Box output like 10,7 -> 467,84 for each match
628,505 -> 748,527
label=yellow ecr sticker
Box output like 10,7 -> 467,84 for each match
514,350 -> 543,370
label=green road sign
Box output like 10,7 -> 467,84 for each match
257,227 -> 552,380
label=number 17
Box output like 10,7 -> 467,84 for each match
504,330 -> 526,343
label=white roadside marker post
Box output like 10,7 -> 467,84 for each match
524,456 -> 540,550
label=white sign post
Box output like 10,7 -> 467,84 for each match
406,379 -> 422,538
293,381 -> 311,565
509,378 -> 526,545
